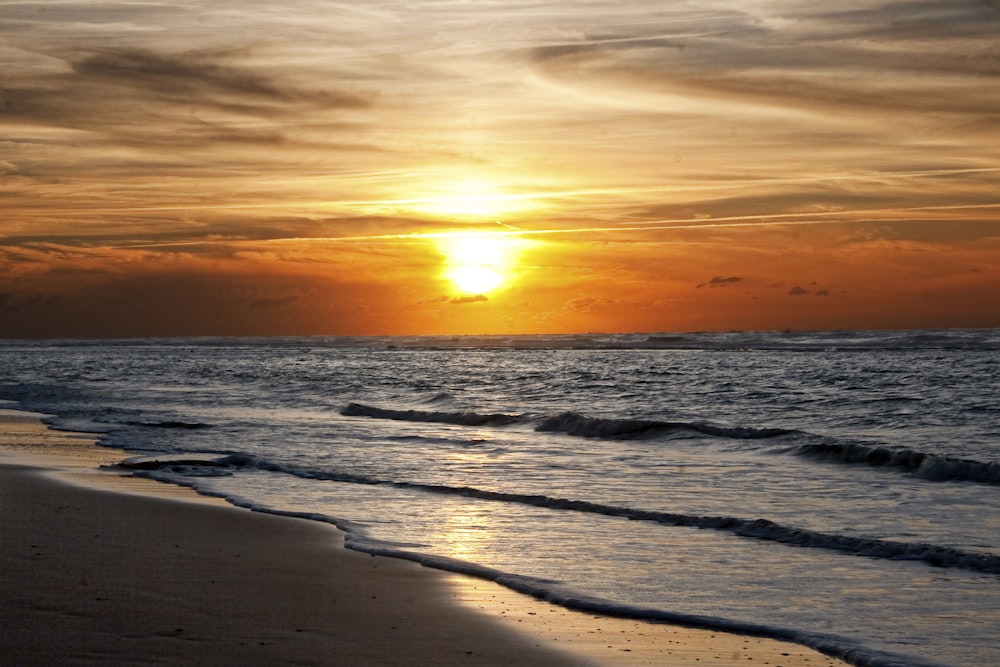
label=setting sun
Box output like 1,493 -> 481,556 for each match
437,234 -> 529,295
449,264 -> 504,294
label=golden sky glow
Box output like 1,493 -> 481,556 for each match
1,1 -> 999,336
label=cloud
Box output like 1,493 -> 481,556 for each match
788,286 -> 809,296
710,275 -> 742,287
527,1 -> 1000,127
566,296 -> 599,311
1,1 -> 997,335
0,288 -> 64,314
0,46 -> 372,163
75,48 -> 367,110
450,294 -> 488,304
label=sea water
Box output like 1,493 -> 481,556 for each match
1,330 -> 997,667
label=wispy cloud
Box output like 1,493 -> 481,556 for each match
1,1 -> 998,335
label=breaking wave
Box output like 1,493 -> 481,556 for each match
793,442 -> 1000,484
535,411 -> 797,440
341,402 -> 524,427
124,420 -> 211,430
342,403 -> 795,441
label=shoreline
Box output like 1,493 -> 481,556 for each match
1,409 -> 845,666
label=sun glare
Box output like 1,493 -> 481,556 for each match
437,233 -> 528,295
449,264 -> 504,294
414,179 -> 535,219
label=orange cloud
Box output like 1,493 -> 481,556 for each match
1,1 -> 998,336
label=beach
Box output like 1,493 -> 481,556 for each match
0,410 -> 844,666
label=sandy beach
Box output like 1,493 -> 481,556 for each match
1,410 -> 846,666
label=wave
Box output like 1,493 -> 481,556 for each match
42,417 -> 114,435
337,547 -> 947,667
119,453 -> 246,470
792,442 -> 1000,484
342,402 -> 795,441
130,459 -> 948,667
402,484 -> 1000,576
43,415 -> 211,436
337,398 -> 997,484
536,411 -> 797,440
419,392 -> 457,405
124,420 -> 211,430
124,452 -> 1000,576
341,402 -> 525,427
344,530 -> 947,667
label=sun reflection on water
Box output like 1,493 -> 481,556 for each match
432,502 -> 498,563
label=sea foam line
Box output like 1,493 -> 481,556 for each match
121,453 -> 1000,576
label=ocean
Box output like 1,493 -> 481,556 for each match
1,330 -> 997,667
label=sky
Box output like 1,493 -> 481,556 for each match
2,0 -> 999,337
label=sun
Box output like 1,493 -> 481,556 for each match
437,233 -> 528,295
449,264 -> 504,294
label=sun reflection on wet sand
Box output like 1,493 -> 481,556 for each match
447,574 -> 847,666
